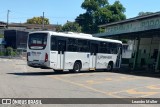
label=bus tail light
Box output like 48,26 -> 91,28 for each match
45,53 -> 48,62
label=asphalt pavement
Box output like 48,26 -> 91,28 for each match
0,58 -> 160,107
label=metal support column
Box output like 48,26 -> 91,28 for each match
155,41 -> 160,71
133,36 -> 140,70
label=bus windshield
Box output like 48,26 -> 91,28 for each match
28,33 -> 47,50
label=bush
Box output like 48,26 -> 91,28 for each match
0,47 -> 20,57
6,47 -> 14,56
11,51 -> 17,56
0,34 -> 4,38
0,51 -> 5,56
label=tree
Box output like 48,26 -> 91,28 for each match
76,13 -> 94,33
76,0 -> 126,34
138,12 -> 153,16
55,25 -> 63,32
107,1 -> 126,22
81,0 -> 108,12
62,22 -> 81,32
26,16 -> 50,24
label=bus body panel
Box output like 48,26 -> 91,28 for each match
89,55 -> 96,69
27,50 -> 49,67
50,51 -> 58,69
96,53 -> 117,69
64,52 -> 90,70
27,32 -> 50,68
27,31 -> 123,71
59,52 -> 64,69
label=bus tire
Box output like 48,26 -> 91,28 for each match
73,62 -> 81,73
107,62 -> 113,72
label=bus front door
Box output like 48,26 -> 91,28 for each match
57,40 -> 66,69
90,43 -> 98,70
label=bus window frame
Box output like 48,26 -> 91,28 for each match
28,33 -> 48,50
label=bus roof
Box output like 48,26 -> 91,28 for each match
29,31 -> 122,44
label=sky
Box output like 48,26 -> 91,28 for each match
0,0 -> 160,25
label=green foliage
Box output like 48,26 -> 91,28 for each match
6,47 -> 13,56
26,16 -> 50,25
76,13 -> 94,34
55,25 -> 63,32
62,22 -> 81,32
82,0 -> 108,12
94,7 -> 112,25
138,12 -> 153,16
0,34 -> 4,38
107,1 -> 126,22
75,0 -> 126,34
0,51 -> 5,56
6,47 -> 17,56
99,27 -> 105,33
0,48 -> 20,56
121,39 -> 128,43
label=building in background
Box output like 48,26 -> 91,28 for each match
4,30 -> 29,50
0,21 -> 58,31
94,12 -> 160,71
0,21 -> 59,50
0,21 -> 6,29
8,23 -> 58,31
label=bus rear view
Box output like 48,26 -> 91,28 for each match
27,32 -> 49,68
27,31 -> 122,73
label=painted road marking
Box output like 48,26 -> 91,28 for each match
126,89 -> 159,97
82,76 -> 145,85
146,85 -> 160,90
86,80 -> 103,85
50,76 -> 160,98
49,76 -> 122,98
110,84 -> 160,97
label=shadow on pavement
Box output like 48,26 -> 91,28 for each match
7,68 -> 160,78
114,67 -> 160,79
7,70 -> 98,76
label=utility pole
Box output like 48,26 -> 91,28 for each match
7,10 -> 11,29
42,12 -> 44,30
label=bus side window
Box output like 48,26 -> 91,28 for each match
91,43 -> 98,55
67,38 -> 77,52
109,43 -> 118,54
51,36 -> 57,51
106,42 -> 110,54
99,42 -> 107,53
58,40 -> 66,54
77,39 -> 89,52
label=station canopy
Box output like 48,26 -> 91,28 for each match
94,12 -> 160,39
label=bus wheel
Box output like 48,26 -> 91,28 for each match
73,62 -> 81,73
107,62 -> 113,72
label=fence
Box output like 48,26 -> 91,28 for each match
0,47 -> 27,58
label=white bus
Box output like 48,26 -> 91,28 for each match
27,31 -> 122,72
